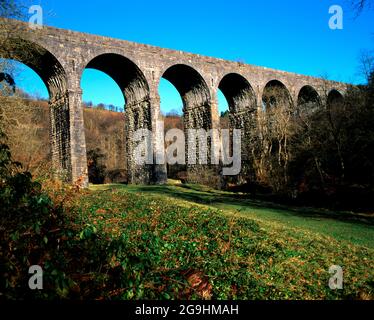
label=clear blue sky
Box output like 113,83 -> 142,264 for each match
11,0 -> 374,113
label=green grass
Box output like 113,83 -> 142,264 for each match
66,182 -> 374,300
91,182 -> 374,249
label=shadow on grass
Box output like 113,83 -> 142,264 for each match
102,183 -> 374,226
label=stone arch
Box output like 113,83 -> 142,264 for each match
218,73 -> 257,184
1,38 -> 67,98
161,64 -> 211,117
262,79 -> 293,110
81,53 -> 153,184
218,73 -> 257,115
297,85 -> 321,114
160,63 -> 215,182
327,89 -> 344,109
0,37 -> 73,181
81,53 -> 150,107
161,63 -> 212,134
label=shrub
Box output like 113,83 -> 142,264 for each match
87,148 -> 106,184
0,130 -> 68,299
104,168 -> 128,184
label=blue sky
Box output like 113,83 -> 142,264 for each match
11,0 -> 374,113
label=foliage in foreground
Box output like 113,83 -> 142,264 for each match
2,180 -> 373,299
62,189 -> 373,300
1,130 -> 373,299
0,130 -> 67,299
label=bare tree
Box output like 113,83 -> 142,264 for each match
250,86 -> 296,193
357,50 -> 374,83
351,0 -> 373,13
0,0 -> 27,47
0,1 -> 51,174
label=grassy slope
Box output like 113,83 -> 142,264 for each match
79,182 -> 374,299
92,182 -> 374,249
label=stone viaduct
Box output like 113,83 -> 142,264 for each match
0,19 -> 347,188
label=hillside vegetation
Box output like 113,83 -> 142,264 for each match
54,184 -> 374,299
0,99 -> 185,183
2,136 -> 372,300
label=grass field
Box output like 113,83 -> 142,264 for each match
66,181 -> 374,300
91,182 -> 374,248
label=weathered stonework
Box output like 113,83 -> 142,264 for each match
49,91 -> 71,181
0,19 -> 348,187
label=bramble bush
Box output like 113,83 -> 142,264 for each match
0,129 -> 68,299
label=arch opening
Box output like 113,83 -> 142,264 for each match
81,53 -> 152,185
1,38 -> 67,99
0,38 -> 71,178
297,85 -> 321,114
158,77 -> 184,180
160,64 -> 212,182
0,60 -> 50,174
84,53 -> 149,107
218,73 -> 257,115
217,88 -> 229,129
327,89 -> 344,110
161,64 -> 211,119
81,69 -> 125,112
159,77 -> 183,117
262,80 -> 292,111
218,73 -> 257,184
